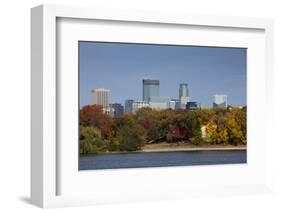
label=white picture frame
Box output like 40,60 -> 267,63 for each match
31,4 -> 274,208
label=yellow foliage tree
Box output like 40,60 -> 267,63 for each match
226,117 -> 245,144
205,121 -> 217,144
217,128 -> 228,144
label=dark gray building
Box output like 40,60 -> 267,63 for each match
124,99 -> 135,113
186,101 -> 199,110
110,103 -> 124,116
143,79 -> 160,102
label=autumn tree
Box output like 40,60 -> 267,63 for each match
217,128 -> 229,144
79,104 -> 247,154
205,121 -> 218,144
111,114 -> 146,151
135,107 -> 161,142
196,109 -> 215,125
80,104 -> 112,136
155,110 -> 202,143
226,109 -> 246,145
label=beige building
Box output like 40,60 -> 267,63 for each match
91,88 -> 111,108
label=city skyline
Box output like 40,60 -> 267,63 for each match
79,41 -> 247,108
89,81 -> 230,113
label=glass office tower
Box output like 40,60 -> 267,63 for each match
142,79 -> 160,102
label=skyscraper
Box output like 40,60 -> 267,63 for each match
179,83 -> 190,109
142,79 -> 160,102
179,83 -> 189,98
213,95 -> 227,109
125,99 -> 135,113
91,88 -> 111,108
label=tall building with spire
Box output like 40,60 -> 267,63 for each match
179,83 -> 190,109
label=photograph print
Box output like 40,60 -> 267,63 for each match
79,41 -> 247,170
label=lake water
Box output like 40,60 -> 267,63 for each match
79,150 -> 247,170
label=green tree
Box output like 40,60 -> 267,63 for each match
79,126 -> 107,154
135,107 -> 161,142
112,114 -> 146,151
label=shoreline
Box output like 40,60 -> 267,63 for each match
141,142 -> 246,153
141,146 -> 246,153
80,143 -> 247,156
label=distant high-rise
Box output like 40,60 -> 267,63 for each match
179,83 -> 190,109
143,79 -> 160,102
213,95 -> 227,109
110,103 -> 124,116
91,88 -> 111,108
125,99 -> 135,113
179,83 -> 189,98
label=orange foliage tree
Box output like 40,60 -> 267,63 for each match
79,105 -> 112,137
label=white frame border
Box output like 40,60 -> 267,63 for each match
31,4 -> 274,208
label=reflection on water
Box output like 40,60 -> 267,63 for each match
79,150 -> 247,170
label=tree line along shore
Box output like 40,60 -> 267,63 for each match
79,105 -> 247,154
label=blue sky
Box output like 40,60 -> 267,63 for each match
79,41 -> 246,108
